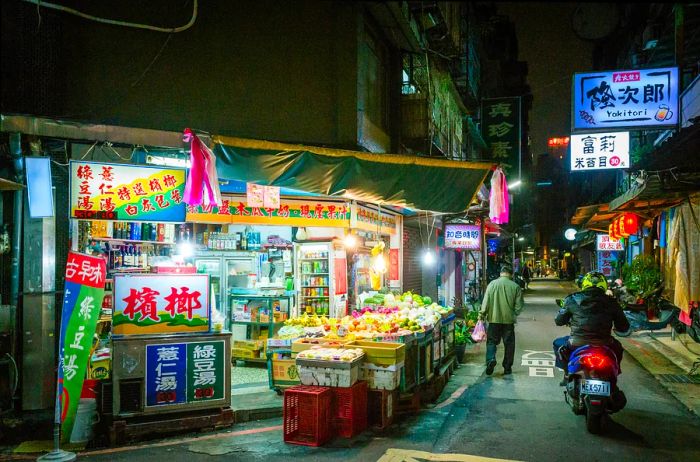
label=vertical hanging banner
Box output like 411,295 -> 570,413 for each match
481,97 -> 521,174
59,252 -> 107,442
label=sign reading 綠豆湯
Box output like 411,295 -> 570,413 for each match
573,67 -> 679,131
69,161 -> 186,222
570,131 -> 629,171
596,234 -> 624,251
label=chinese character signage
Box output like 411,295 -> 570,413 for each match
481,98 -> 521,169
145,340 -> 224,408
597,250 -> 620,278
444,224 -> 481,250
186,195 -> 351,228
70,161 -> 186,222
570,131 -> 629,171
596,234 -> 624,251
59,252 -> 107,442
573,67 -> 679,130
351,203 -> 398,235
113,274 -> 210,336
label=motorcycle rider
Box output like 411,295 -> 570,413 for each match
553,271 -> 630,386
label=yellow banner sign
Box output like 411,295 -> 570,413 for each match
186,195 -> 350,228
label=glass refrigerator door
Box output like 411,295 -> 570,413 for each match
195,258 -> 224,328
296,243 -> 331,316
225,256 -> 257,293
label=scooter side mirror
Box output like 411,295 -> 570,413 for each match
555,298 -> 563,307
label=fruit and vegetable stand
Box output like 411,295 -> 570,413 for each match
269,291 -> 457,445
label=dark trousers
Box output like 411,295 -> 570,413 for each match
486,323 -> 516,369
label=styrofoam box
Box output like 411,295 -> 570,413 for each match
298,364 -> 360,388
360,364 -> 403,390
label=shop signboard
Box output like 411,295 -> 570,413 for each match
186,195 -> 351,228
350,203 -> 398,235
570,131 -> 629,171
444,224 -> 481,250
597,250 -> 620,278
481,97 -> 521,174
573,67 -> 679,131
145,340 -> 225,407
58,252 -> 107,442
596,234 -> 624,251
113,274 -> 210,336
69,161 -> 186,222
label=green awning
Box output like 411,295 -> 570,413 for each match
213,135 -> 494,213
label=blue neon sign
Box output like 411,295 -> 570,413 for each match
573,67 -> 678,131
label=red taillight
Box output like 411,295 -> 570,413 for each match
581,354 -> 609,369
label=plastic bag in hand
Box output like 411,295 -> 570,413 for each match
471,320 -> 487,343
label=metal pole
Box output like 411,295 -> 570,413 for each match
9,133 -> 22,322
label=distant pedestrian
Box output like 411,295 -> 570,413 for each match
522,265 -> 531,290
478,264 -> 525,376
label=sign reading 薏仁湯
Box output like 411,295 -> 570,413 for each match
573,67 -> 679,130
570,131 -> 629,171
69,161 -> 186,222
113,274 -> 210,335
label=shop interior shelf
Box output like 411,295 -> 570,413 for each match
300,296 -> 329,299
301,285 -> 329,288
300,258 -> 329,261
231,321 -> 285,326
301,272 -> 329,275
92,237 -> 175,245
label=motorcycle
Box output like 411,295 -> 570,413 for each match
607,281 -> 682,337
563,344 -> 627,434
554,300 -> 627,434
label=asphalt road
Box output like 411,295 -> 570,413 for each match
69,280 -> 700,462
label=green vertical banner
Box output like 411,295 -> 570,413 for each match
186,341 -> 224,402
481,97 -> 522,176
58,252 -> 106,442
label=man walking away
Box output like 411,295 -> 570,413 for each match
522,264 -> 532,290
479,264 -> 525,376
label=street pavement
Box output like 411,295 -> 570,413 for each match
8,280 -> 700,461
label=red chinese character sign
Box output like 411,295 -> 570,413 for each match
596,234 -> 624,251
58,252 -> 106,442
70,161 -> 186,221
113,274 -> 210,335
597,250 -> 621,279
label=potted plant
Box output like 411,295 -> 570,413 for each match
621,255 -> 663,303
454,323 -> 469,364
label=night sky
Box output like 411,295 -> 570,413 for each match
498,2 -> 595,162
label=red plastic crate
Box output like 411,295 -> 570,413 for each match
331,380 -> 368,438
283,385 -> 332,446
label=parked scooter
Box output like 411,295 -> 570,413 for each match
554,300 -> 627,434
607,281 -> 682,337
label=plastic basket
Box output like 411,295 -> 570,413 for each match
353,341 -> 405,367
283,386 -> 332,447
332,381 -> 368,438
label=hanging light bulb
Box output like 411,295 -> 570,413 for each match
372,254 -> 387,273
423,249 -> 435,265
343,233 -> 357,249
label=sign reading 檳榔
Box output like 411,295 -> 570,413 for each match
113,274 -> 210,335
70,161 -> 186,222
570,131 -> 629,171
573,67 -> 678,130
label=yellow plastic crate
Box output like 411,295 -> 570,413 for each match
232,348 -> 260,359
233,340 -> 264,351
353,340 -> 405,367
291,338 -> 353,356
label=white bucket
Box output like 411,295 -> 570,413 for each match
70,398 -> 99,444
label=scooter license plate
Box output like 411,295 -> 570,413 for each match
580,379 -> 611,396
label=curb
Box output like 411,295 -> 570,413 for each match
619,335 -> 700,419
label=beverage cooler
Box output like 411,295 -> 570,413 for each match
294,242 -> 347,318
194,251 -> 258,330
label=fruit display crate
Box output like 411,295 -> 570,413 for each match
296,356 -> 364,388
432,320 -> 443,366
283,385 -> 333,447
400,338 -> 418,392
267,350 -> 300,393
441,314 -> 455,357
353,341 -> 406,367
417,328 -> 434,385
331,381 -> 368,438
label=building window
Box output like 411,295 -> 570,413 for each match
362,29 -> 389,130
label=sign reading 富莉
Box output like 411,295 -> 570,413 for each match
570,131 -> 629,171
573,67 -> 678,130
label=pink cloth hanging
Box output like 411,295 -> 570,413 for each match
183,128 -> 222,206
489,167 -> 510,224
